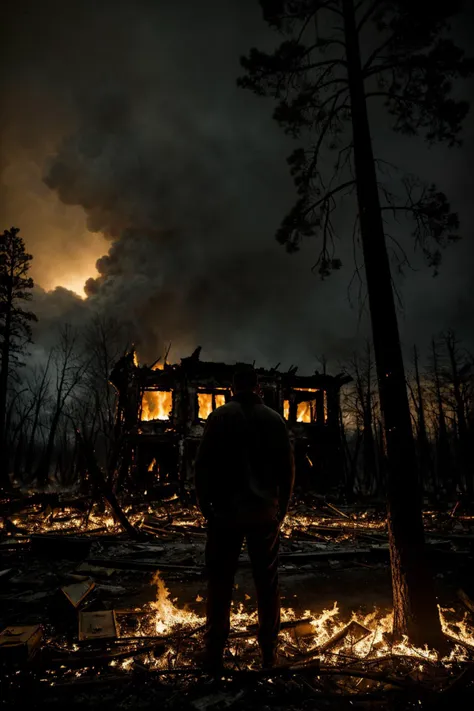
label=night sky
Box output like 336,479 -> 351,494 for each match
1,1 -> 472,370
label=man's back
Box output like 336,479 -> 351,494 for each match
195,391 -> 294,523
194,369 -> 295,672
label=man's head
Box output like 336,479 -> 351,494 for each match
232,365 -> 258,394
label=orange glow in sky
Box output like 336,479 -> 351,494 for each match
50,274 -> 90,298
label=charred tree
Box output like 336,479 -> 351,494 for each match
412,345 -> 432,495
362,345 -> 378,495
443,330 -> 473,497
430,338 -> 452,496
239,0 -> 472,647
24,355 -> 52,480
35,326 -> 87,487
341,0 -> 439,645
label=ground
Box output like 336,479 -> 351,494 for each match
1,494 -> 473,709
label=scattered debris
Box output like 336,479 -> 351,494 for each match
191,689 -> 246,711
0,625 -> 43,664
0,493 -> 473,710
78,610 -> 118,642
458,588 -> 474,614
60,579 -> 96,609
0,568 -> 14,584
318,619 -> 371,653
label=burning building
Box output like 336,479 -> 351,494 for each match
110,347 -> 351,496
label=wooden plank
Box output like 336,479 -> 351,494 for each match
61,580 -> 95,609
318,620 -> 371,653
78,610 -> 117,642
85,557 -> 202,574
457,588 -> 474,614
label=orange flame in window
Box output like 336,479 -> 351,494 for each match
198,393 -> 213,420
141,391 -> 172,421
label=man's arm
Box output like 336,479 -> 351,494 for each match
277,420 -> 295,521
194,412 -> 220,520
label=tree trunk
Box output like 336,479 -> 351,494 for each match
362,346 -> 377,494
36,410 -> 61,487
413,346 -> 432,496
342,0 -> 444,648
432,339 -> 451,497
0,273 -> 13,490
445,333 -> 472,497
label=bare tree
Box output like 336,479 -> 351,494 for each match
35,326 -> 88,487
442,330 -> 473,497
23,354 -> 53,480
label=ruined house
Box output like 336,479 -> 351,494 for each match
110,347 -> 351,495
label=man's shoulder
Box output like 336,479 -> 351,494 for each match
211,401 -> 241,417
258,403 -> 287,425
214,400 -> 285,424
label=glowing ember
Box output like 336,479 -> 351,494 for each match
141,590 -> 474,669
10,502 -> 473,672
141,390 -> 172,421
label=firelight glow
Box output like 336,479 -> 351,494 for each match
49,273 -> 89,298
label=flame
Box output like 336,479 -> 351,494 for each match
215,393 -> 226,408
9,502 -> 474,670
198,391 -> 227,419
150,572 -> 201,635
152,362 -> 164,371
148,458 -> 157,472
283,400 -> 290,420
143,586 -> 474,669
293,388 -> 318,423
198,393 -> 213,420
141,390 -> 172,421
296,400 -> 316,423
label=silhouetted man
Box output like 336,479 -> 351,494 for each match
194,366 -> 295,671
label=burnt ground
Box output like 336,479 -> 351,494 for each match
1,499 -> 473,710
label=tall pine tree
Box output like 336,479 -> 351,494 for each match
0,227 -> 38,489
239,0 -> 472,647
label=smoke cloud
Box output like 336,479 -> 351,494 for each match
1,0 -> 472,371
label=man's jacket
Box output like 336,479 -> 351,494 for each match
194,392 -> 295,525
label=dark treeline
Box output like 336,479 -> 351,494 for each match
0,227 -> 133,493
2,315 -> 133,493
340,336 -> 474,503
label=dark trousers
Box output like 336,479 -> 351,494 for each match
204,518 -> 280,654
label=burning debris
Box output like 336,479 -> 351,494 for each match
1,489 -> 473,710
